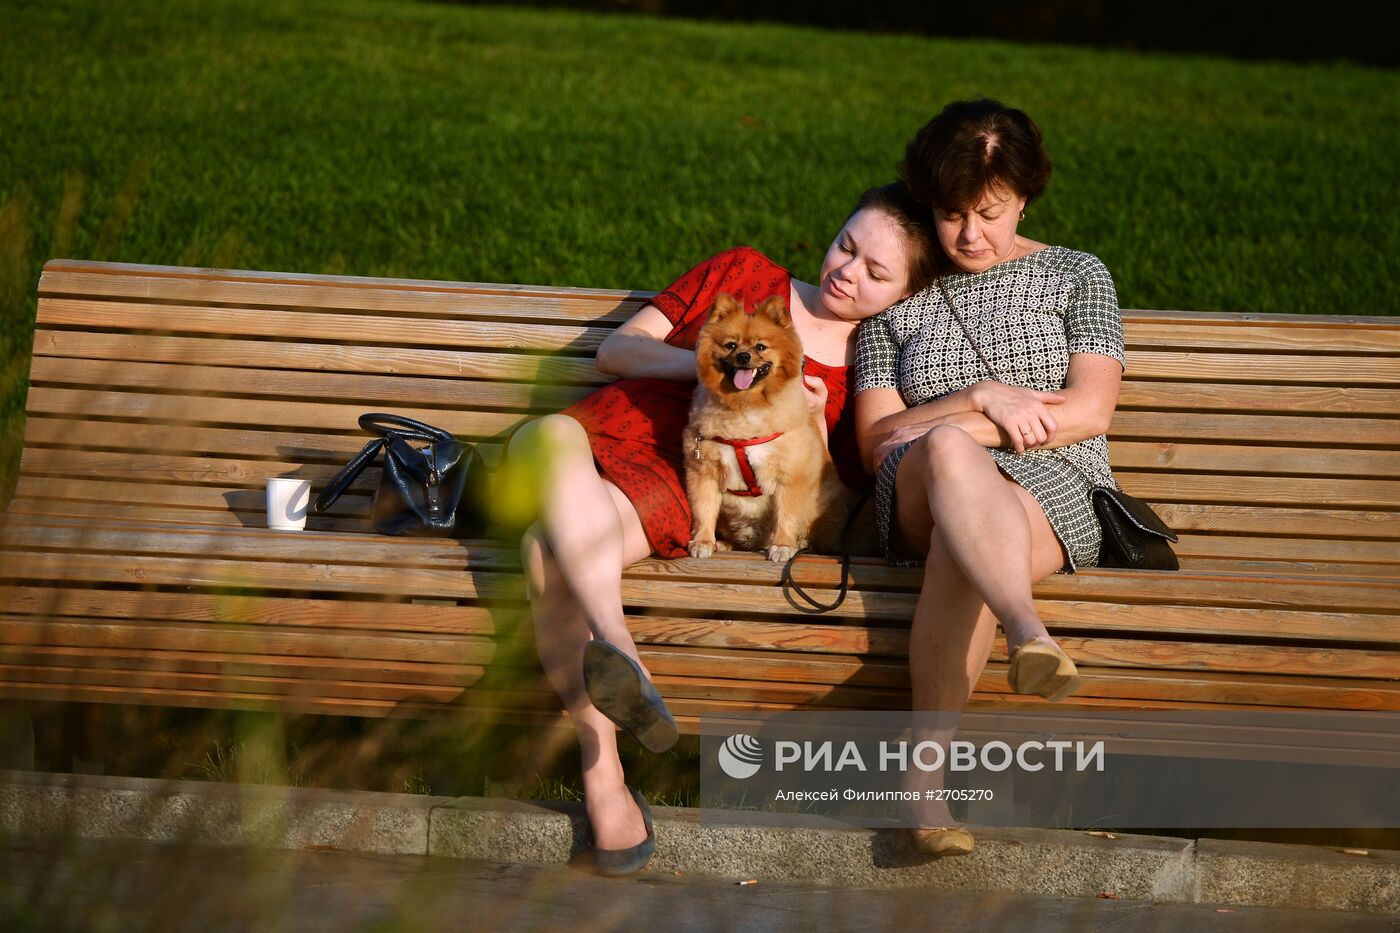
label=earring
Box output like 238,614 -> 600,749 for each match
1019,210 -> 1026,221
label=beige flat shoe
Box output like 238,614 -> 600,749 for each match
909,826 -> 975,858
1008,638 -> 1081,702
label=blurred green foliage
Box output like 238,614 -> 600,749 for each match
2,0 -> 1398,499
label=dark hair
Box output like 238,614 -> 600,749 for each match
846,182 -> 941,293
899,99 -> 1053,213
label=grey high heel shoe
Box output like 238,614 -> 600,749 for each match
589,785 -> 656,876
583,639 -> 679,753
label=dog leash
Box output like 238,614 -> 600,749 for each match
779,491 -> 871,613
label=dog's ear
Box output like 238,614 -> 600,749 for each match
708,293 -> 743,322
755,295 -> 791,327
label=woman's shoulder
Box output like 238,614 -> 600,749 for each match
1030,245 -> 1114,282
705,245 -> 789,276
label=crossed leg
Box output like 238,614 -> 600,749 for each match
510,414 -> 656,850
890,425 -> 1068,828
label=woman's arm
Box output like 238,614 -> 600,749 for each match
594,304 -> 698,381
865,354 -> 1122,469
857,381 -> 1067,469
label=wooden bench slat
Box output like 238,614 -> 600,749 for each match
1122,323 -> 1400,354
0,619 -> 495,666
20,418 -> 506,467
1113,472 -> 1400,509
37,298 -> 609,354
9,584 -> 1399,651
16,447 -> 1400,511
23,411 -> 1399,482
27,357 -> 592,413
7,617 -> 1396,685
34,331 -> 609,385
1118,382 -> 1399,417
6,516 -> 1397,596
25,388 -> 1400,454
1109,410 -> 1400,447
32,333 -> 1400,413
3,548 -> 1397,620
1171,533 -> 1400,565
9,483 -> 1399,557
1110,442 -> 1400,478
1157,503 -> 1400,539
24,388 -> 524,438
39,268 -> 645,324
1127,351 -> 1400,386
5,661 -> 1397,712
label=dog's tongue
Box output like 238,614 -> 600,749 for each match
733,368 -> 757,390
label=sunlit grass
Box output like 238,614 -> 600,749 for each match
2,0 -> 1398,503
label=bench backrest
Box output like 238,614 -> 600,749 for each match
15,260 -> 1399,574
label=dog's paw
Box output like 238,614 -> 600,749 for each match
688,538 -> 717,559
767,544 -> 799,563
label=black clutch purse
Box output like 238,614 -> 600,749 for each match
1091,486 -> 1180,570
315,413 -> 490,537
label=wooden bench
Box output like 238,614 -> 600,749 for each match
1,259 -> 1398,734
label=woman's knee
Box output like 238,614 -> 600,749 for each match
507,414 -> 590,467
910,424 -> 985,479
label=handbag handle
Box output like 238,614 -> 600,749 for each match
358,412 -> 455,445
314,435 -> 387,513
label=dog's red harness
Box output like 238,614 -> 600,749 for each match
701,432 -> 784,497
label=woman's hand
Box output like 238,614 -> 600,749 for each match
874,423 -> 931,470
803,374 -> 830,445
968,381 -> 1065,454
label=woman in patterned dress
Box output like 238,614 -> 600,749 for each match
854,100 -> 1126,857
506,184 -> 939,874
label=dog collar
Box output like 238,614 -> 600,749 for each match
697,432 -> 784,497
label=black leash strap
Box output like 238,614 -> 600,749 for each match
779,492 -> 870,614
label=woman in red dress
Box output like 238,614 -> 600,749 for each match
506,184 -> 938,874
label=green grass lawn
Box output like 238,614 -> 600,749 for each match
2,0 -> 1398,503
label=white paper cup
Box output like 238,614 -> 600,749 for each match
266,477 -> 312,531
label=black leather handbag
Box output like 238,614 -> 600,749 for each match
1090,486 -> 1180,570
314,413 -> 490,537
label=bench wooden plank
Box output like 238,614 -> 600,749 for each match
23,415 -> 1400,486
17,447 -> 1400,511
27,357 -> 591,413
6,616 -> 1396,684
33,331 -> 609,385
1125,352 -> 1400,386
7,584 -> 1399,652
1117,382 -> 1400,416
23,388 -> 523,438
1156,503 -> 1400,539
37,298 -> 610,354
5,661 -> 1397,712
39,268 -> 644,324
3,546 -> 1398,620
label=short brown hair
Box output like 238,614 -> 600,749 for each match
847,182 -> 941,293
900,99 -> 1053,212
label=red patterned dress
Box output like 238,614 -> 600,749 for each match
560,246 -> 870,559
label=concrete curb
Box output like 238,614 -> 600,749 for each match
2,770 -> 1396,914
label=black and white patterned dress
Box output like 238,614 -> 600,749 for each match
855,245 -> 1125,571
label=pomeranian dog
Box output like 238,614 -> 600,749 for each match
685,293 -> 848,562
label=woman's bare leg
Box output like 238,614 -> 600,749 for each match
511,415 -> 658,851
891,426 -> 1066,827
510,414 -> 651,671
